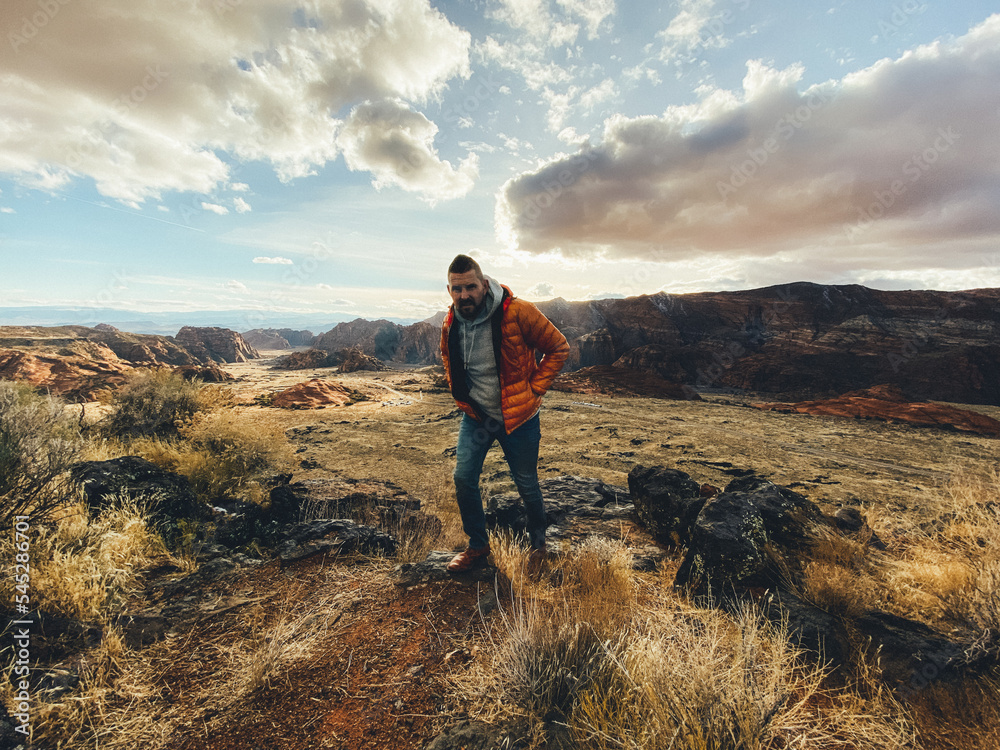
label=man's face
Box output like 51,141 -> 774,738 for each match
447,270 -> 487,319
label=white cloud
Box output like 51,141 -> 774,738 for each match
337,99 -> 478,203
657,0 -> 732,62
556,0 -> 617,39
201,202 -> 229,215
227,280 -> 249,293
234,196 -> 252,213
253,256 -> 293,265
525,281 -> 556,298
497,15 -> 1000,279
0,207 -> 14,214
490,0 -> 615,42
230,182 -> 250,192
0,0 -> 471,203
579,78 -> 618,111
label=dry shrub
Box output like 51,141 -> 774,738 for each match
797,527 -> 882,619
121,410 -> 294,505
9,624 -> 133,747
101,369 -> 206,439
0,496 -> 164,622
463,533 -> 917,750
0,380 -> 82,525
177,410 -> 294,504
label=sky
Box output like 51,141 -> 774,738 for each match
1,0 -> 999,328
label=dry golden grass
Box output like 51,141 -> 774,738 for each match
794,469 -> 1000,636
17,565 -> 376,750
95,408 -> 295,507
909,676 -> 1000,750
0,496 -> 164,622
573,603 -> 914,750
458,552 -> 915,750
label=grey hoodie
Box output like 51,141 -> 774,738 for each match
455,275 -> 504,422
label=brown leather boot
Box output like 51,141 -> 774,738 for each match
526,545 -> 548,578
447,546 -> 491,573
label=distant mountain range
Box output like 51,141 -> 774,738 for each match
0,307 -> 427,335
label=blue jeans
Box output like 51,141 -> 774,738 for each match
453,411 -> 547,550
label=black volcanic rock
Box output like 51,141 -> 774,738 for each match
627,465 -> 705,546
673,476 -> 824,594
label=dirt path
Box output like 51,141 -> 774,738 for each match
147,556 -> 496,750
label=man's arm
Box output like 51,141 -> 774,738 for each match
517,301 -> 569,395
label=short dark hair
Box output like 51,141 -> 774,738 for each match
448,254 -> 483,280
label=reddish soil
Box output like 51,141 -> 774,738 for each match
152,555 -> 491,750
272,378 -> 357,409
753,384 -> 1000,437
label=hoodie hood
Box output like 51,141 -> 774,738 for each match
456,275 -> 503,327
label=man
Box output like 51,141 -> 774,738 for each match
440,254 -> 570,573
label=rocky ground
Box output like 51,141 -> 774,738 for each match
230,352 -> 999,523
14,352 -> 1000,749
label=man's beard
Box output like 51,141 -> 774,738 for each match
458,298 -> 485,319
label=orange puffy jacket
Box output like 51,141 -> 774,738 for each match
441,283 -> 569,434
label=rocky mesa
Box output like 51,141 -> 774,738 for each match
309,283 -> 1000,405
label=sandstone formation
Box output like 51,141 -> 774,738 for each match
271,347 -> 388,372
0,345 -> 132,401
174,364 -> 234,382
551,365 -> 697,399
271,378 -> 356,408
753,384 -> 1000,437
174,326 -> 259,363
0,324 -> 264,400
241,328 -> 315,350
312,284 -> 1000,404
313,319 -> 442,365
0,325 -> 214,400
86,324 -> 200,366
270,348 -> 334,370
335,347 -> 387,373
